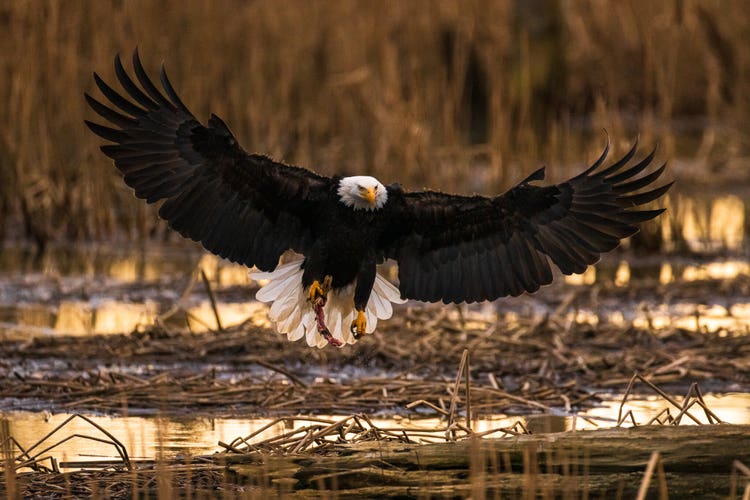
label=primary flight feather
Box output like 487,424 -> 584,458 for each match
86,50 -> 672,348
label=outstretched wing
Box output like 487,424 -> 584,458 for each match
85,50 -> 333,271
383,141 -> 672,303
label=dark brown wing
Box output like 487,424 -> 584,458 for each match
382,141 -> 672,303
85,50 -> 334,270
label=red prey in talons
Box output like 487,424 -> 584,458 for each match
308,276 -> 341,347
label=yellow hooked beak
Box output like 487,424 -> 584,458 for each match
363,187 -> 376,205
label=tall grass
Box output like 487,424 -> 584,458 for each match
0,0 -> 747,246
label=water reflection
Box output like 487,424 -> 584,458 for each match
0,188 -> 747,339
566,259 -> 750,287
0,300 -> 266,338
2,393 -> 747,469
667,193 -> 747,253
0,245 -> 194,281
0,246 -> 269,338
559,258 -> 750,332
1,412 -> 263,465
561,301 -> 750,333
0,191 -> 746,286
1,255 -> 749,339
0,246 -> 254,286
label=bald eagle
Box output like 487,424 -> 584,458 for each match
86,51 -> 671,348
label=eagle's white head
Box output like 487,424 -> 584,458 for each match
337,176 -> 388,211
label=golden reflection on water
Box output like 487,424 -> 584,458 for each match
184,302 -> 267,332
560,258 -> 750,332
3,393 -> 747,469
659,263 -> 674,284
1,191 -> 748,339
1,412 -> 272,465
107,259 -> 163,283
562,191 -> 748,286
566,302 -> 750,333
564,266 -> 596,286
52,300 -> 162,336
0,246 -> 252,286
1,300 -> 267,338
2,257 -> 749,339
14,253 -> 260,335
197,254 -> 253,287
682,261 -> 750,281
671,194 -> 746,252
614,261 -> 630,287
584,393 -> 750,428
104,252 -> 252,286
566,259 -> 749,288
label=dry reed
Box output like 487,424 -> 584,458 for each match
1,0 -> 747,248
1,298 -> 748,417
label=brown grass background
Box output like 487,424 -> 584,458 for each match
0,0 -> 747,246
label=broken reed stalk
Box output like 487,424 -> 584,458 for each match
249,358 -> 308,387
156,266 -> 200,327
218,411 -> 535,456
677,382 -> 723,424
200,268 -> 224,332
447,349 -> 470,440
26,414 -> 130,471
0,414 -> 131,474
222,415 -> 352,453
617,373 -> 723,427
405,400 -> 450,416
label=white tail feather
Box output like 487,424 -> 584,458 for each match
250,259 -> 406,348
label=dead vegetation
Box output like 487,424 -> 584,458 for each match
1,292 -> 748,417
1,384 -> 746,498
1,2 -> 749,496
1,0 -> 749,247
1,262 -> 749,496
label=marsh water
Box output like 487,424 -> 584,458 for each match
3,392 -> 749,469
1,190 -> 749,468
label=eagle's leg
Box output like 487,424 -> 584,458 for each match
350,310 -> 367,339
307,276 -> 332,306
309,276 -> 342,347
351,260 -> 376,340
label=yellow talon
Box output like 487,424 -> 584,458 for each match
351,310 -> 367,338
308,276 -> 332,306
308,280 -> 324,304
